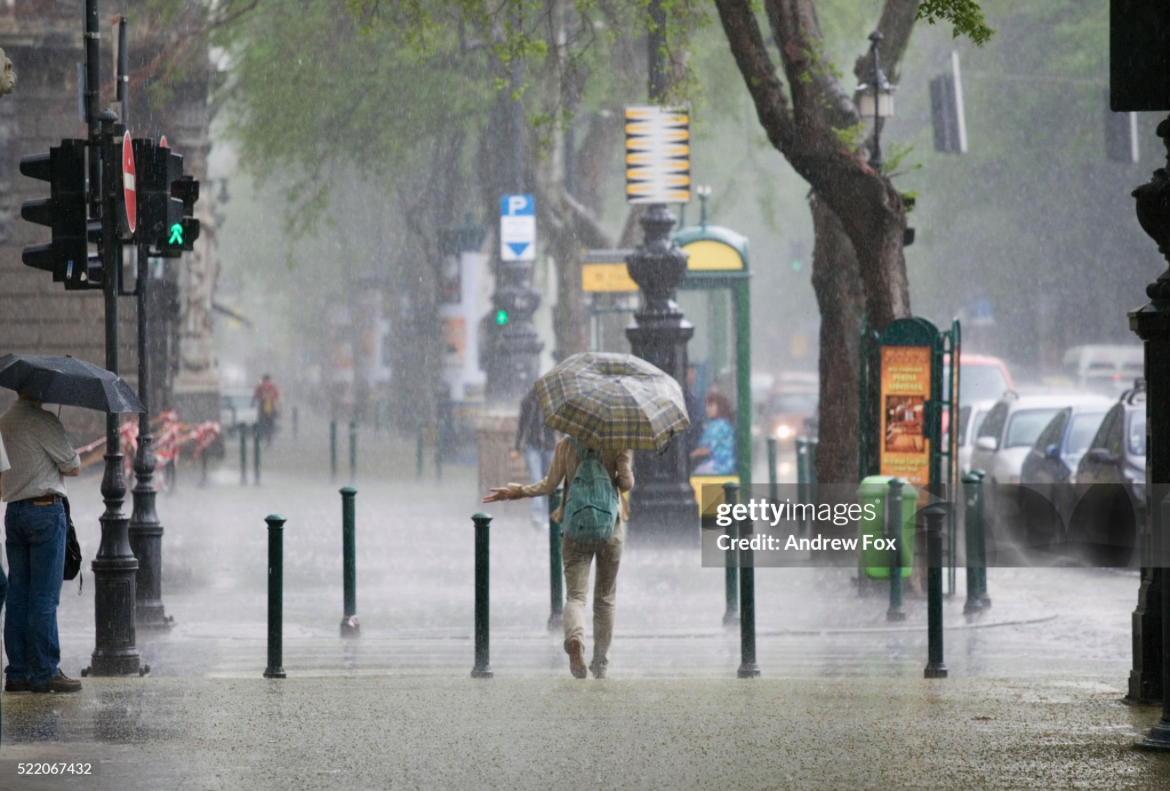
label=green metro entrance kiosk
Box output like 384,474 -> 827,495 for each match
581,221 -> 752,493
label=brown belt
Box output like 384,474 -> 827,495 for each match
16,495 -> 60,506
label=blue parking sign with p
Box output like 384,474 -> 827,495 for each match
500,194 -> 536,261
502,194 -> 534,216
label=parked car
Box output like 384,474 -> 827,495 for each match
765,372 -> 818,441
956,398 -> 998,477
1020,402 -> 1112,486
1062,344 -> 1143,397
220,388 -> 259,435
956,353 -> 1015,405
1070,382 -> 1146,565
969,392 -> 1108,485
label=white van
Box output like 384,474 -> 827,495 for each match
1061,345 -> 1143,396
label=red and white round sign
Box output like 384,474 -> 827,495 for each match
121,130 -> 136,234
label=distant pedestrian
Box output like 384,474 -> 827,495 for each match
485,436 -> 633,680
252,374 -> 281,447
684,364 -> 705,454
690,392 -> 735,475
0,394 -> 82,694
511,388 -> 559,530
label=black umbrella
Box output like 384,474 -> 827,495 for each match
0,354 -> 144,414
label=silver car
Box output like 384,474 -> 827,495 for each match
968,392 -> 1113,484
956,399 -> 998,477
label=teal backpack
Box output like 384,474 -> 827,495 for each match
563,437 -> 619,543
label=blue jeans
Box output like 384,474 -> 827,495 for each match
525,447 -> 556,525
4,500 -> 66,684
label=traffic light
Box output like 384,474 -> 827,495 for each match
20,139 -> 101,289
160,174 -> 200,256
495,308 -> 509,326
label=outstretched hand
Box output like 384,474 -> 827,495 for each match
483,487 -> 514,504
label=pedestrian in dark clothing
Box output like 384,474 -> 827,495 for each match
512,388 -> 559,529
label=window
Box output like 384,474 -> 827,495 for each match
771,392 -> 817,414
978,403 -> 1008,440
960,364 -> 1011,404
1033,409 -> 1069,452
1004,408 -> 1062,448
1066,412 -> 1106,457
956,406 -> 971,446
1127,410 -> 1146,458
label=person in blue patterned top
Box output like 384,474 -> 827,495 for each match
690,392 -> 736,475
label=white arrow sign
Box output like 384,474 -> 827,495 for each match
500,194 -> 535,262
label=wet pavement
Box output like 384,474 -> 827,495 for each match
0,417 -> 1167,788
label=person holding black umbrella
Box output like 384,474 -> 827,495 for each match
0,394 -> 82,694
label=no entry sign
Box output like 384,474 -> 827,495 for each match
122,130 -> 136,234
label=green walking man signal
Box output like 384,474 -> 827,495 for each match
169,223 -> 183,245
495,309 -> 509,326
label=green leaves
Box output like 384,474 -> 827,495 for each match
917,0 -> 997,47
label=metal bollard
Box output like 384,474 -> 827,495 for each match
239,423 -> 247,486
253,422 -> 261,485
548,489 -> 564,631
963,470 -> 986,615
292,406 -> 298,440
340,487 -> 359,638
416,427 -> 424,481
263,514 -> 287,679
924,503 -> 948,679
735,482 -> 761,678
349,419 -> 357,481
330,420 -> 338,481
766,437 -> 779,505
886,478 -> 906,622
471,513 -> 493,678
722,481 -> 738,627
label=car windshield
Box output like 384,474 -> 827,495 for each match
960,365 -> 1010,403
1065,412 -> 1106,456
771,392 -> 817,414
1004,408 -> 1062,448
1129,412 -> 1146,458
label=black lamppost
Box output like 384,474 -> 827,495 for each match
1131,117 -> 1170,752
855,31 -> 895,171
624,0 -> 698,541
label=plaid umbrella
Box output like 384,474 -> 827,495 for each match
535,352 -> 689,451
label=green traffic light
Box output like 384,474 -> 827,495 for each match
169,223 -> 183,245
792,260 -> 802,273
495,309 -> 509,326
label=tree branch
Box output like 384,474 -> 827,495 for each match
855,0 -> 921,86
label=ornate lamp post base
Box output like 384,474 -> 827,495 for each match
88,451 -> 142,677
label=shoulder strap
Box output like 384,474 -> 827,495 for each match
569,436 -> 585,461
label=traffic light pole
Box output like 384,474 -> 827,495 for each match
87,94 -> 141,679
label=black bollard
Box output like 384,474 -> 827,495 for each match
886,478 -> 906,622
263,514 -> 286,679
349,419 -> 357,481
722,481 -> 738,627
735,483 -> 760,678
924,503 -> 948,679
1137,494 -> 1170,751
548,490 -> 563,632
963,471 -> 986,615
253,422 -> 261,485
239,423 -> 247,486
471,512 -> 493,679
330,420 -> 338,481
340,488 -> 359,638
766,437 -> 779,504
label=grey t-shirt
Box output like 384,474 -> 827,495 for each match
0,400 -> 81,502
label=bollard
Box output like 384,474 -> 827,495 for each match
795,437 -> 808,534
292,406 -> 298,440
963,470 -> 986,615
886,478 -> 906,622
339,487 -> 359,638
239,423 -> 248,486
548,489 -> 563,631
722,481 -> 739,627
349,419 -> 357,481
416,427 -> 424,481
924,503 -> 948,679
766,437 -> 779,505
471,513 -> 493,678
263,514 -> 287,679
735,482 -> 761,678
330,420 -> 338,481
253,422 -> 262,485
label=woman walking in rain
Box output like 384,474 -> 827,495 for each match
483,353 -> 689,680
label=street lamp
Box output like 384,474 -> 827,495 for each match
855,31 -> 895,170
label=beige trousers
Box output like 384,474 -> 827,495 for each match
561,520 -> 624,672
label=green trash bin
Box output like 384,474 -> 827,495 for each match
857,475 -> 919,579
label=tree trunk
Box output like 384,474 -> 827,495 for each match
810,195 -> 863,494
